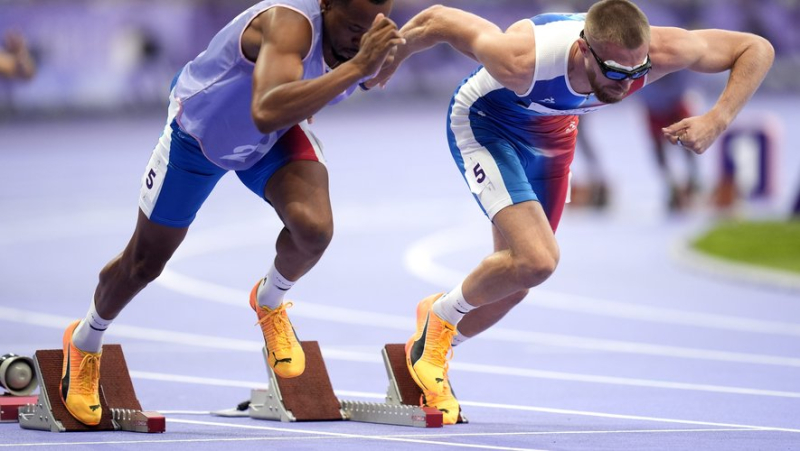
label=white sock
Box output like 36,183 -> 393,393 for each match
432,283 -> 477,326
71,300 -> 113,353
257,264 -> 295,309
451,329 -> 471,347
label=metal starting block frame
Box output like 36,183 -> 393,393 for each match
17,345 -> 165,433
238,341 -> 466,428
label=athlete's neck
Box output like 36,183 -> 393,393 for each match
567,41 -> 592,96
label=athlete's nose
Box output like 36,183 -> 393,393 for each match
616,78 -> 634,88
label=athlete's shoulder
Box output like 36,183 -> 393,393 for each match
530,12 -> 586,26
245,0 -> 317,57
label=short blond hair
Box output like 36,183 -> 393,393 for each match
585,0 -> 650,49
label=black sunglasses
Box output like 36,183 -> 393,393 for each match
580,30 -> 651,81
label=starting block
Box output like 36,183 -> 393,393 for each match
1,395 -> 38,422
17,345 -> 165,433
220,341 -> 466,427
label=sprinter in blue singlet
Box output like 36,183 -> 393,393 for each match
59,0 -> 403,426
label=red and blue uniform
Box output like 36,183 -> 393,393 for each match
447,13 -> 646,230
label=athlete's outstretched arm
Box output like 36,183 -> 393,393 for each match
650,27 -> 774,154
250,8 -> 402,134
368,5 -> 535,93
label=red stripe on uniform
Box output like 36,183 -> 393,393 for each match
274,124 -> 319,162
625,76 -> 647,98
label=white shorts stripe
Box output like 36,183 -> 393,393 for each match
139,92 -> 180,220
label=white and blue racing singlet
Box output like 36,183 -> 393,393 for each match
171,0 -> 359,171
449,13 -> 647,156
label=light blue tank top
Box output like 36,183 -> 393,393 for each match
173,0 -> 358,170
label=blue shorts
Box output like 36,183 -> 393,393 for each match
138,109 -> 325,228
447,110 -> 577,231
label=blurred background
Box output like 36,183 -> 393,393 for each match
1,0 -> 799,275
2,0 -> 800,114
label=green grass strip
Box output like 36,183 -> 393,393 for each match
692,220 -> 800,274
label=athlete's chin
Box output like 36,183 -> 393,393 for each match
596,89 -> 626,104
336,48 -> 358,61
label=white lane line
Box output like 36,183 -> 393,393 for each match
404,224 -> 800,336
167,419 -> 550,451
472,328 -> 800,368
0,209 -> 132,246
3,417 -> 546,451
381,429 -> 763,437
158,268 -> 414,330
133,362 -> 800,401
0,436 -> 336,448
456,401 -> 800,434
0,306 -> 259,352
449,362 -> 800,398
153,273 -> 800,368
162,216 -> 800,339
127,370 -> 800,433
7,426 -> 765,448
4,307 -> 800,399
524,290 -> 800,338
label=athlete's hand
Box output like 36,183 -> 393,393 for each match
350,14 -> 405,79
662,112 -> 727,155
363,41 -> 410,90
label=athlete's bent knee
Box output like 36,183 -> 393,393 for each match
515,253 -> 559,289
284,207 -> 333,256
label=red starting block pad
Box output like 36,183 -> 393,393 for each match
17,345 -> 165,433
222,341 -> 466,427
1,395 -> 39,422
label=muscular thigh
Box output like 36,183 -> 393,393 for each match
236,121 -> 326,203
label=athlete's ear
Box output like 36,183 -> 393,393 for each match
577,39 -> 589,56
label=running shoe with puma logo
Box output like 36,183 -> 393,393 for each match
405,293 -> 456,396
250,281 -> 305,378
60,320 -> 102,426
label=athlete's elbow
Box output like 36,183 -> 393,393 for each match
252,109 -> 281,135
416,4 -> 449,35
755,35 -> 775,66
737,33 -> 775,68
422,4 -> 446,19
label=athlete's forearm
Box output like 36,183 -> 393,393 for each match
252,62 -> 364,134
402,5 -> 499,62
708,34 -> 774,128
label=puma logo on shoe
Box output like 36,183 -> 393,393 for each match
61,353 -> 71,401
409,314 -> 430,365
272,352 -> 292,367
